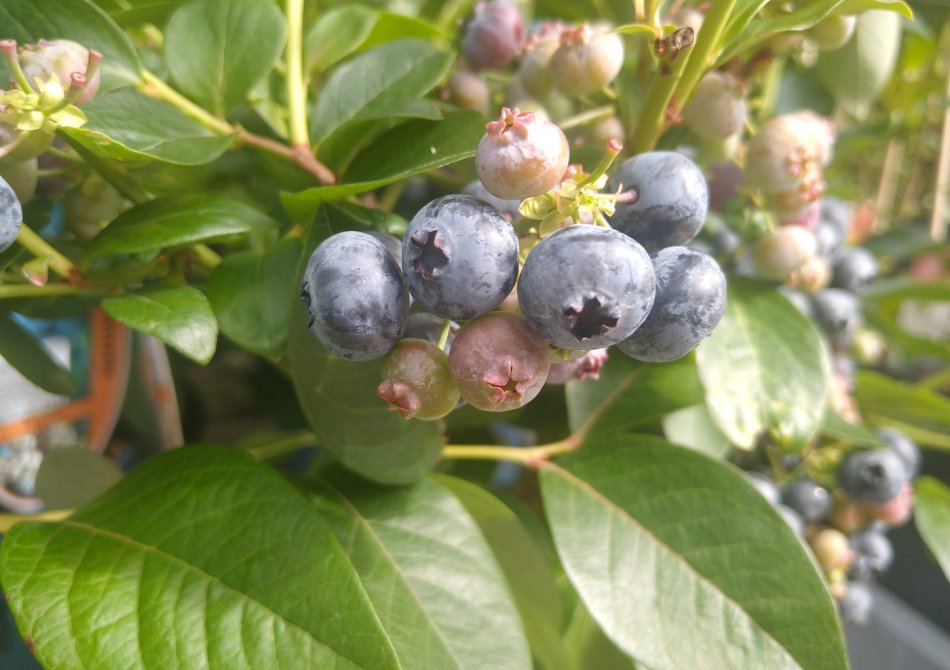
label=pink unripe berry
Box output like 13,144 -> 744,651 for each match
18,39 -> 101,105
867,482 -> 913,527
476,107 -> 570,199
462,0 -> 523,71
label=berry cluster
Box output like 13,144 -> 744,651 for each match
300,108 -> 728,419
739,427 -> 920,626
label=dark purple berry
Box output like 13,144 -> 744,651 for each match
606,151 -> 709,254
849,528 -> 893,578
838,448 -> 909,505
745,471 -> 781,506
377,339 -> 459,421
300,231 -> 409,361
876,427 -> 921,481
617,247 -> 726,362
837,581 -> 873,626
0,175 -> 23,253
812,288 -> 861,349
402,195 -> 519,321
782,477 -> 831,523
832,247 -> 878,293
462,1 -> 523,71
447,312 -> 550,412
518,225 -> 656,350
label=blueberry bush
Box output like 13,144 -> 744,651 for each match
1,0 -> 948,668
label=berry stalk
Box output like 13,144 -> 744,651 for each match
284,0 -> 310,151
15,223 -> 77,280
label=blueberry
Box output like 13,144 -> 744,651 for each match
462,1 -> 523,71
548,23 -> 624,97
812,288 -> 861,349
776,503 -> 805,537
403,312 -> 457,350
849,528 -> 893,577
606,151 -> 709,254
517,225 -> 656,350
838,448 -> 909,505
18,39 -> 101,105
876,427 -> 921,480
403,195 -> 519,321
810,528 -> 853,572
681,71 -> 747,142
299,231 -> 409,361
782,477 -> 831,523
377,339 -> 459,421
814,198 -> 851,257
778,286 -> 814,318
617,247 -> 726,362
0,175 -> 23,254
447,312 -> 550,412
832,247 -> 879,293
462,180 -> 522,220
745,471 -> 781,506
837,581 -> 873,626
366,230 -> 403,267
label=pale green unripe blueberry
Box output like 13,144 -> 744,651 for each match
549,24 -> 624,97
752,225 -> 819,282
809,13 -> 857,51
18,39 -> 101,105
681,71 -> 747,141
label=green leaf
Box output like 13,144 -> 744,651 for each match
662,404 -> 731,459
915,476 -> 950,581
815,10 -> 903,119
566,355 -> 703,436
562,600 -> 637,670
85,193 -> 276,257
60,88 -> 235,166
305,5 -> 378,73
282,110 -> 485,220
102,285 -> 217,364
0,312 -> 75,395
439,476 -> 571,670
357,12 -> 448,52
719,1 -> 911,66
312,38 -> 453,145
287,204 -> 444,484
820,409 -> 887,448
0,445 -> 401,670
207,237 -> 302,358
101,0 -> 185,29
0,0 -> 143,90
33,448 -> 123,510
163,0 -> 286,116
696,277 -> 830,452
540,434 -> 848,670
309,471 -> 532,670
854,371 -> 950,450
612,23 -> 659,38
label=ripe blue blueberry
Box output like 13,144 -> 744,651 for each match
776,504 -> 805,537
782,477 -> 831,523
876,427 -> 921,481
849,528 -> 893,578
617,247 -> 726,362
462,180 -> 522,220
812,288 -> 861,349
517,224 -> 656,350
814,198 -> 851,257
0,175 -> 23,254
838,448 -> 909,505
300,231 -> 409,361
745,471 -> 781,506
837,581 -> 873,626
832,247 -> 879,293
403,195 -> 519,321
606,151 -> 709,254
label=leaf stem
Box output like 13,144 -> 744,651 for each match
190,243 -> 222,269
16,224 -> 76,280
442,436 -> 581,467
284,0 -> 311,150
0,508 -> 72,532
139,71 -> 233,135
437,319 -> 452,350
245,431 -> 317,460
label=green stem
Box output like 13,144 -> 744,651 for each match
139,71 -> 233,135
191,243 -> 222,269
629,50 -> 691,155
0,283 -> 88,299
0,40 -> 34,93
245,431 -> 317,460
437,319 -> 452,351
558,105 -> 617,132
16,225 -> 76,279
442,436 -> 581,467
669,0 -> 738,112
284,0 -> 310,150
